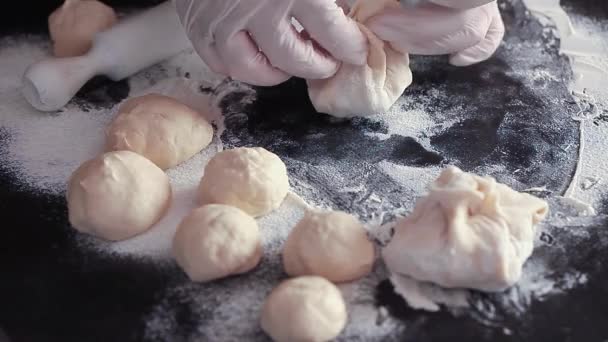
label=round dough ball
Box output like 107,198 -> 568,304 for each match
106,94 -> 214,170
198,147 -> 289,217
49,0 -> 118,57
261,276 -> 347,342
282,210 -> 375,283
67,150 -> 172,241
172,204 -> 262,282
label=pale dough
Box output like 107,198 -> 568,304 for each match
382,166 -> 549,292
307,0 -> 412,118
198,147 -> 289,217
106,94 -> 214,170
67,150 -> 172,241
282,210 -> 375,283
49,0 -> 117,57
172,204 -> 262,282
260,276 -> 347,342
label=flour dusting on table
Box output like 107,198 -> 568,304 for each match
0,0 -> 607,338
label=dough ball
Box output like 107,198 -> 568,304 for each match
306,0 -> 412,118
67,151 -> 172,241
261,276 -> 347,342
198,147 -> 289,217
283,210 -> 375,283
106,94 -> 214,170
382,166 -> 549,292
172,204 -> 262,282
49,0 -> 117,57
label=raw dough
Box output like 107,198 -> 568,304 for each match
172,204 -> 262,282
49,0 -> 118,57
198,147 -> 289,217
307,0 -> 412,118
260,276 -> 347,342
67,151 -> 172,241
282,210 -> 375,283
382,166 -> 549,292
106,94 -> 214,170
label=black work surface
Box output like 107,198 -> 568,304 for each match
1,0 -> 608,341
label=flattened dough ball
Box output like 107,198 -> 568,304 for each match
198,147 -> 289,217
283,210 -> 375,283
261,276 -> 347,342
106,94 -> 214,170
382,166 -> 549,292
67,151 -> 172,241
49,0 -> 118,57
172,204 -> 262,282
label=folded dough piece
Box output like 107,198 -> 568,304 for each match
307,0 -> 412,118
382,166 -> 549,292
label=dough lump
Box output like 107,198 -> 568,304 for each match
67,150 -> 172,241
283,210 -> 375,283
198,147 -> 289,217
172,204 -> 262,282
106,94 -> 214,170
382,166 -> 549,292
261,276 -> 347,342
307,0 -> 412,118
49,0 -> 118,57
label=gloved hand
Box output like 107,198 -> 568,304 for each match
174,0 -> 368,86
368,1 -> 505,66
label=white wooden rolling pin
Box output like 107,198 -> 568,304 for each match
21,1 -> 192,112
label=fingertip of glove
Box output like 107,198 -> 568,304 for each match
449,54 -> 478,67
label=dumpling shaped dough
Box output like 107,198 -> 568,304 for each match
172,204 -> 262,282
261,276 -> 347,342
67,151 -> 172,241
106,94 -> 214,170
282,210 -> 375,283
49,0 -> 118,57
307,0 -> 412,118
198,147 -> 289,217
382,166 -> 549,292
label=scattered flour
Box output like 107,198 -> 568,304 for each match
0,38 -> 403,340
1,4 -> 605,337
523,0 -> 608,211
488,259 -> 589,315
365,90 -> 460,151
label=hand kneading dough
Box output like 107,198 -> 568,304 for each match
198,147 -> 289,217
172,204 -> 262,282
49,0 -> 117,57
382,166 -> 549,292
282,210 -> 375,283
261,276 -> 347,342
307,0 -> 412,118
67,151 -> 172,241
106,94 -> 214,170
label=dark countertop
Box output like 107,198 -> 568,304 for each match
1,0 -> 607,341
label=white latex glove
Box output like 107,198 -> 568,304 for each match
174,0 -> 368,86
368,1 -> 505,66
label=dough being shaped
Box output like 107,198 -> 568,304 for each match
49,0 -> 117,57
382,166 -> 549,292
282,210 -> 375,283
106,94 -> 214,170
67,151 -> 172,241
172,204 -> 262,282
198,147 -> 289,217
307,0 -> 412,118
261,276 -> 347,342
